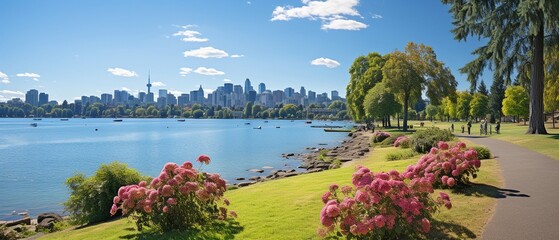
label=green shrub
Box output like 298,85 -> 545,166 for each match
386,149 -> 418,161
63,161 -> 144,225
318,149 -> 329,161
411,127 -> 453,153
380,133 -> 405,146
473,146 -> 491,159
372,131 -> 391,144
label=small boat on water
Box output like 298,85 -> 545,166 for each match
324,128 -> 352,132
113,119 -> 123,122
177,119 -> 186,122
305,121 -> 312,124
33,118 -> 42,121
310,125 -> 343,128
264,121 -> 269,123
30,123 -> 37,127
60,118 -> 69,121
254,126 -> 262,129
245,122 -> 250,125
81,117 -> 86,119
275,126 -> 281,128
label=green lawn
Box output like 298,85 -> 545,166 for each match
402,120 -> 559,161
40,142 -> 502,240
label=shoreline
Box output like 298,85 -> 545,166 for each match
233,129 -> 371,187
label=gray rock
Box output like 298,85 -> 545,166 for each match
249,176 -> 261,181
37,217 -> 56,231
3,217 -> 31,227
237,182 -> 256,187
248,169 -> 264,173
236,177 -> 245,181
284,172 -> 300,178
307,168 -> 323,173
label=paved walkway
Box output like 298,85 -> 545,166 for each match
456,135 -> 559,240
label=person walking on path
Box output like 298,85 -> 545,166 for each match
467,120 -> 472,135
459,136 -> 559,239
483,118 -> 488,135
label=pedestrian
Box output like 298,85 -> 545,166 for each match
461,125 -> 465,133
451,123 -> 454,132
496,121 -> 501,134
467,120 -> 472,135
484,118 -> 488,135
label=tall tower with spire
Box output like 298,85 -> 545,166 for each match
146,71 -> 152,94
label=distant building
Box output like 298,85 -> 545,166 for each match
284,87 -> 294,99
145,92 -> 154,103
247,90 -> 257,103
81,96 -> 90,105
89,96 -> 101,104
273,90 -> 284,104
167,93 -> 177,105
38,92 -> 49,106
258,83 -> 266,94
101,93 -> 113,105
300,86 -> 306,98
198,85 -> 204,104
244,78 -> 252,95
25,89 -> 39,106
190,90 -> 198,103
178,94 -> 189,106
308,90 -> 316,103
331,90 -> 340,101
159,89 -> 168,99
224,83 -> 233,94
138,92 -> 146,103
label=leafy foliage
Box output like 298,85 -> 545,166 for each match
456,91 -> 473,120
63,162 -> 144,225
469,93 -> 489,119
473,146 -> 492,160
411,127 -> 454,153
347,53 -> 387,122
502,85 -> 529,118
363,83 -> 401,122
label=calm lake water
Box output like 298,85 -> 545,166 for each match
0,118 -> 349,220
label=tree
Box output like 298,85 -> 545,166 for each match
135,107 -> 146,117
192,109 -> 204,119
382,42 -> 457,131
502,85 -> 529,124
346,52 -> 387,122
244,102 -> 253,118
441,0 -> 559,134
363,83 -> 401,127
544,45 -> 559,128
35,107 -> 45,117
470,93 -> 490,120
441,97 -> 457,121
489,77 -> 506,121
252,104 -> 263,118
456,91 -> 473,121
328,100 -> 346,110
478,80 -> 488,96
425,105 -> 439,121
414,98 -> 427,113
279,104 -> 297,118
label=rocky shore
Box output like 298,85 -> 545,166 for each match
0,212 -> 64,239
234,130 -> 372,187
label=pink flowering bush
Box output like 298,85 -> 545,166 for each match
372,131 -> 391,143
318,166 -> 451,239
393,136 -> 410,148
403,141 -> 481,188
110,155 -> 235,231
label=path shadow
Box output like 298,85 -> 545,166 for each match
118,219 -> 243,240
546,133 -> 559,140
429,219 -> 477,239
452,183 -> 530,198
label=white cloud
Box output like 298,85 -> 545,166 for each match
183,47 -> 229,58
152,81 -> 166,87
121,87 -> 132,92
372,14 -> 383,19
271,0 -> 368,31
180,67 -> 193,76
230,54 -> 244,58
203,89 -> 214,97
173,30 -> 208,42
311,57 -> 340,68
107,68 -> 138,77
0,72 -> 9,84
16,72 -> 40,81
223,79 -> 232,82
321,19 -> 367,30
0,90 -> 25,102
169,90 -> 183,96
194,67 -> 225,76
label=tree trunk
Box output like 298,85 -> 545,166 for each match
403,93 -> 409,131
397,113 -> 400,129
527,19 -> 548,134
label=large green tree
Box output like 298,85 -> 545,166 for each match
489,76 -> 506,121
502,85 -> 530,123
456,91 -> 473,120
363,83 -> 401,127
442,0 -> 559,134
346,52 -> 387,122
470,93 -> 490,120
382,42 -> 457,131
544,45 -> 559,128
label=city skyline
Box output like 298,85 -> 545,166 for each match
0,1 -> 489,103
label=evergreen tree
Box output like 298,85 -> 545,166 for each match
489,77 -> 506,120
478,80 -> 488,96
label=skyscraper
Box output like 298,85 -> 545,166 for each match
284,87 -> 295,98
101,93 -> 113,105
244,78 -> 252,95
308,90 -> 316,103
258,83 -> 266,94
198,85 -> 204,104
146,72 -> 152,94
331,90 -> 339,100
224,83 -> 233,94
25,89 -> 39,106
159,89 -> 168,99
38,92 -> 49,106
300,86 -> 306,97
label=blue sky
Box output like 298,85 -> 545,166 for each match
0,0 -> 488,102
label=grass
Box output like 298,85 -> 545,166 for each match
385,148 -> 418,161
40,143 -> 502,240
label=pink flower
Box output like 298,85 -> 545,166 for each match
161,184 -> 173,197
355,190 -> 369,203
197,155 -> 211,165
325,204 -> 340,218
341,186 -> 352,195
167,178 -> 178,186
163,206 -> 170,213
329,184 -> 339,192
143,205 -> 152,213
138,181 -> 147,187
110,204 -> 118,215
150,178 -> 160,188
438,141 -> 449,150
451,169 -> 459,176
321,191 -> 331,204
167,198 -> 177,205
421,218 -> 431,233
196,189 -> 210,201
182,161 -> 193,169
374,215 -> 386,228
164,162 -> 178,172
447,177 -> 456,187
441,176 -> 449,185
229,210 -> 237,218
148,190 -> 158,201
113,196 -> 120,204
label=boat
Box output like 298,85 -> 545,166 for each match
113,119 -> 123,122
275,126 -> 280,128
81,117 -> 86,119
310,125 -> 343,128
30,123 -> 37,127
305,121 -> 312,124
264,121 -> 269,123
177,119 -> 186,122
60,118 -> 69,121
254,126 -> 262,129
324,128 -> 352,132
245,122 -> 250,125
33,118 -> 42,121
